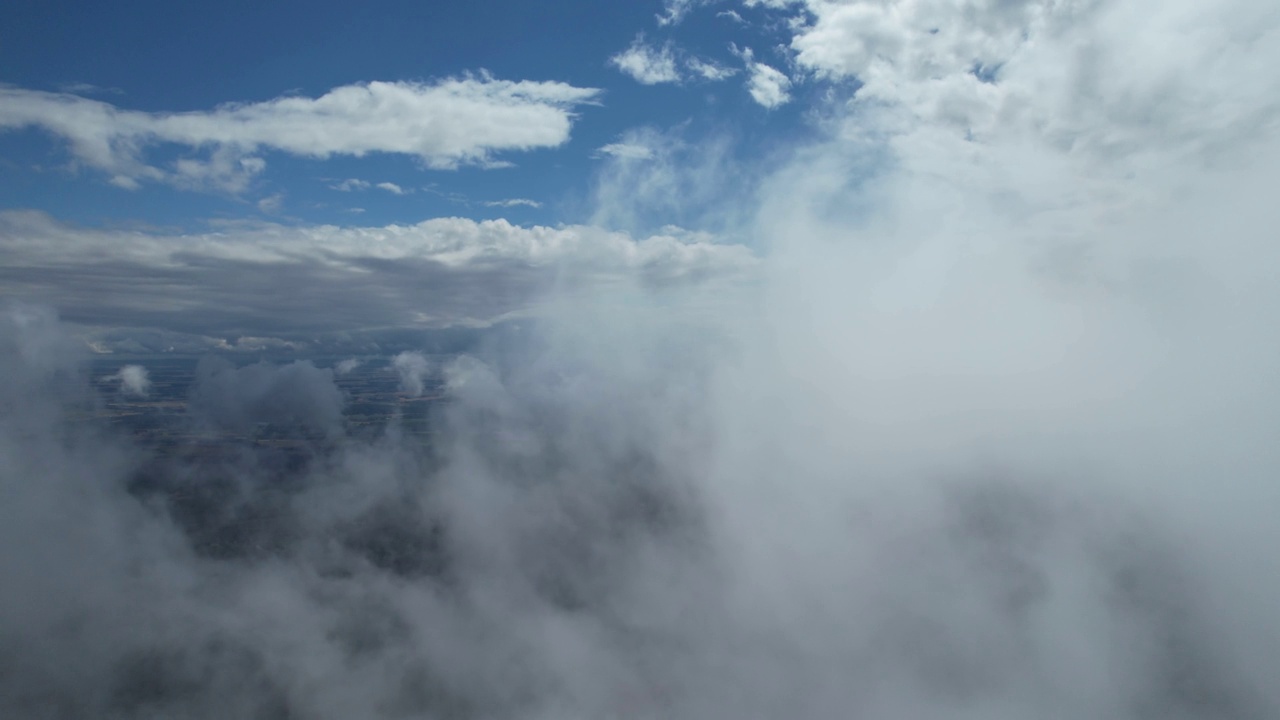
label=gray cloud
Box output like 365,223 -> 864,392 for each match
0,211 -> 757,352
2,296 -> 1278,717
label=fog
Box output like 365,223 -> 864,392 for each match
3,0 -> 1280,717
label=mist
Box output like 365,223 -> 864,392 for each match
4,0 -> 1280,718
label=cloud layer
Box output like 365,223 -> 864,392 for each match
0,210 -> 756,351
0,76 -> 601,191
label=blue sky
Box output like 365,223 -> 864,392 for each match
0,0 -> 818,232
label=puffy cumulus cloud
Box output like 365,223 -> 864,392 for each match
0,210 -> 756,350
745,61 -> 792,108
732,45 -> 794,108
0,75 -> 600,191
334,358 -> 363,375
106,364 -> 151,397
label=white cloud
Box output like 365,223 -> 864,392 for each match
375,182 -> 407,195
657,0 -> 705,26
105,364 -> 150,396
773,0 -> 1280,156
687,57 -> 739,81
56,82 -> 123,96
0,75 -> 600,191
256,193 -> 284,214
483,198 -> 542,208
332,179 -> 371,192
610,37 -> 682,85
594,142 -> 656,161
744,59 -> 793,108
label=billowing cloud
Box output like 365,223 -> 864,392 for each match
0,75 -> 601,191
1,0 -> 1279,716
773,0 -> 1280,152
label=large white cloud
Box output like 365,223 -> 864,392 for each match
0,75 -> 601,191
769,0 -> 1279,157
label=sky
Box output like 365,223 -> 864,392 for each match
3,0 -> 1280,717
0,0 -> 811,230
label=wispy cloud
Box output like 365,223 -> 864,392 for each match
687,57 -> 738,81
611,35 -> 738,86
0,75 -> 601,192
331,179 -> 371,192
482,198 -> 542,208
55,82 -> 123,96
610,37 -> 681,85
594,142 -> 656,160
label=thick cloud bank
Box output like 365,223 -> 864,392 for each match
0,211 -> 756,352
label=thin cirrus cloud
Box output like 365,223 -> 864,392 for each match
482,198 -> 542,208
0,74 -> 601,193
